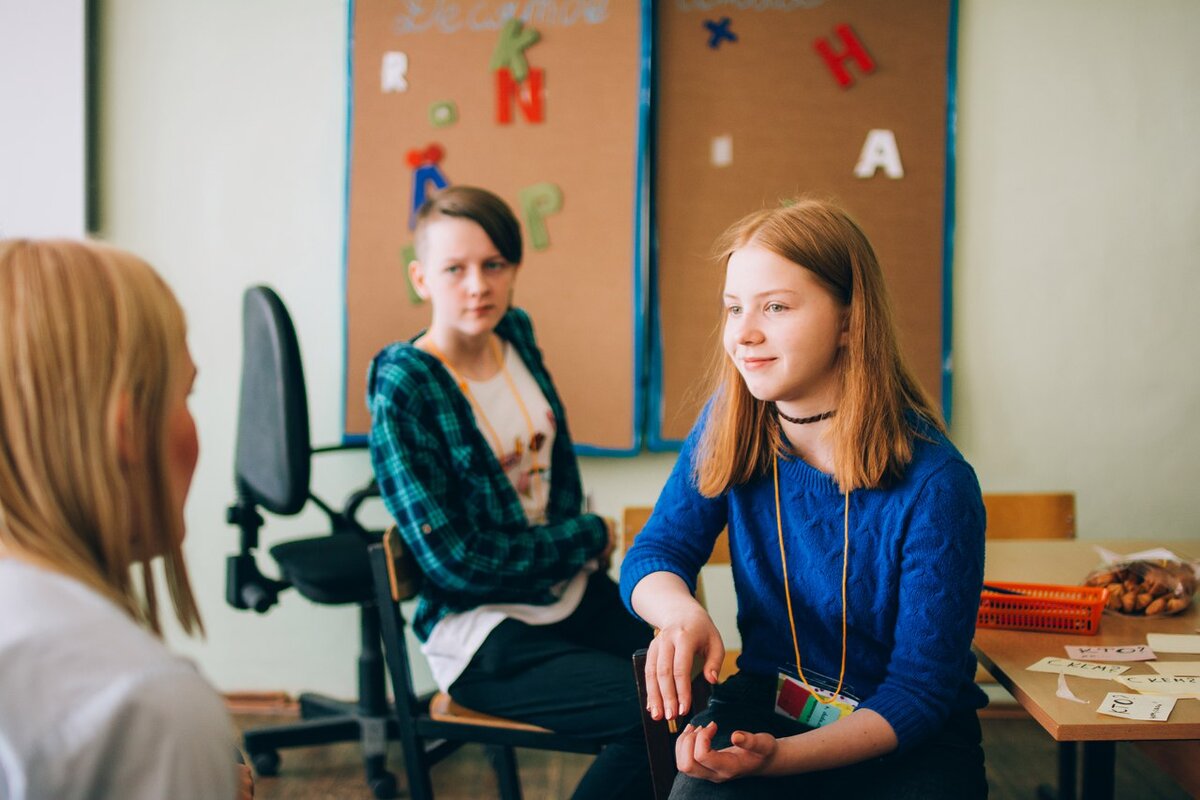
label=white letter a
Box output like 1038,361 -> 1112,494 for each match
854,129 -> 904,179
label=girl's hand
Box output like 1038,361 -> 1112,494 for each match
675,722 -> 778,782
644,608 -> 724,721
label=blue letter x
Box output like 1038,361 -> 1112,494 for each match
704,17 -> 737,50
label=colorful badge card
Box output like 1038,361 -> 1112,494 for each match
1097,692 -> 1176,722
1065,644 -> 1155,662
1026,657 -> 1131,680
1115,675 -> 1200,697
774,672 -> 858,729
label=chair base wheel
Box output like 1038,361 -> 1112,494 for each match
369,771 -> 398,799
250,750 -> 281,777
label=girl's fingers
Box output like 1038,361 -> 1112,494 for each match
672,638 -> 694,716
729,729 -> 773,755
643,640 -> 666,720
702,631 -> 726,685
674,724 -> 697,770
692,720 -> 718,760
652,639 -> 679,720
675,724 -> 718,780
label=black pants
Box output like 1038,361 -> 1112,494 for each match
449,571 -> 655,800
669,672 -> 988,800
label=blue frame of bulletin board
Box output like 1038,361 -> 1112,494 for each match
645,0 -> 960,450
340,1 -> 653,456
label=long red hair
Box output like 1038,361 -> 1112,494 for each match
694,199 -> 944,496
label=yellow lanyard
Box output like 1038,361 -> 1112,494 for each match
773,453 -> 850,705
425,336 -> 545,486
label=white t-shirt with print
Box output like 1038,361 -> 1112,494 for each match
421,342 -> 595,692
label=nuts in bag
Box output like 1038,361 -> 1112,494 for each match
1083,553 -> 1198,616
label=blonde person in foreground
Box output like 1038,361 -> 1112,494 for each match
0,240 -> 252,799
620,200 -> 988,799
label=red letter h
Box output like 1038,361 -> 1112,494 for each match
814,24 -> 876,88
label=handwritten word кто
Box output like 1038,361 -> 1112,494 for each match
392,1 -> 610,36
1097,692 -> 1176,721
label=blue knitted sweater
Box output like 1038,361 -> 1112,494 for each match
619,410 -> 988,751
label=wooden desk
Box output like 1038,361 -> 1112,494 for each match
976,539 -> 1200,800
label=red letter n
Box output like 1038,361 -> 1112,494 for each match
496,68 -> 545,124
813,24 -> 876,88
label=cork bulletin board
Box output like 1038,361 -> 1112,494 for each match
650,0 -> 956,446
343,2 -> 649,453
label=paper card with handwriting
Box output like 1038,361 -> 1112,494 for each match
1097,692 -> 1176,721
1026,657 -> 1130,680
1149,662 -> 1200,677
1065,645 -> 1155,662
1115,674 -> 1200,697
1146,634 -> 1200,654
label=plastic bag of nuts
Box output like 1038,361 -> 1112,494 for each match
1083,558 -> 1198,616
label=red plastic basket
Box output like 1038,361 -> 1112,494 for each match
976,582 -> 1107,635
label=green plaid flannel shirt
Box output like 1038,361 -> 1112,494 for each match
367,308 -> 607,642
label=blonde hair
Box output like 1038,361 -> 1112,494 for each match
695,199 -> 944,496
0,239 -> 202,635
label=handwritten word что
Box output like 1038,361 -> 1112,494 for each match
393,0 -> 609,35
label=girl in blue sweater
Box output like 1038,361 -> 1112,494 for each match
620,200 -> 988,799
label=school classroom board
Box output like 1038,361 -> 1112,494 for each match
343,1 -> 649,453
343,0 -> 955,452
650,0 -> 955,445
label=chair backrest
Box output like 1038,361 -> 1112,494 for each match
982,492 -> 1076,540
623,507 -> 730,611
234,286 -> 311,516
369,528 -> 424,718
623,495 -> 1077,552
622,507 -> 730,565
379,527 -> 423,603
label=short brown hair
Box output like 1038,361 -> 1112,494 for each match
694,199 -> 944,496
413,185 -> 523,265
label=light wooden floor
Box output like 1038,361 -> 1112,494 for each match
233,712 -> 1192,799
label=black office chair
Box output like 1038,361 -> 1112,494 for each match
368,527 -> 605,800
225,285 -> 398,799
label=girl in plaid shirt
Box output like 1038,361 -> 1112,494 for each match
368,186 -> 653,799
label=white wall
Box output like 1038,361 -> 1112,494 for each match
0,0 -> 85,236
93,0 -> 1200,697
954,1 -> 1200,536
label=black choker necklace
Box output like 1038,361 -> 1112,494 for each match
776,407 -> 836,425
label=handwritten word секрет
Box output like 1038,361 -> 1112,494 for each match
675,0 -> 826,12
392,0 -> 609,36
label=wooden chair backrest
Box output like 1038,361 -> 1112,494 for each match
623,506 -> 730,613
621,507 -> 730,565
982,493 -> 1076,540
976,493 -> 1075,698
625,494 -> 1076,550
381,526 -> 422,602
